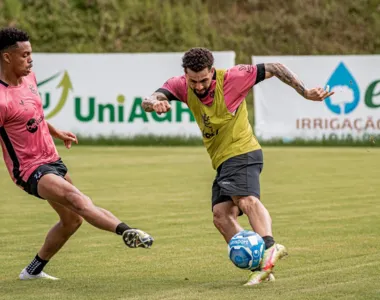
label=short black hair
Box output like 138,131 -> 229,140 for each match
181,47 -> 214,72
0,27 -> 29,52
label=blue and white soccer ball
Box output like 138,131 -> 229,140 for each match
228,230 -> 265,270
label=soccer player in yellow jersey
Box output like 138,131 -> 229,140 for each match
142,47 -> 333,285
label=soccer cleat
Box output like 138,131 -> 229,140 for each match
244,270 -> 269,286
19,268 -> 59,280
260,243 -> 288,273
244,271 -> 276,286
122,229 -> 154,248
244,243 -> 287,286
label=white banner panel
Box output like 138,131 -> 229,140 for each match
252,55 -> 380,141
32,52 -> 235,137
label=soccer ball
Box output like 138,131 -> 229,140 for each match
228,230 -> 265,270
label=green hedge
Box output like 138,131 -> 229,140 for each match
53,134 -> 379,147
1,0 -> 379,60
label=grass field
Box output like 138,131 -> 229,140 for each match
0,146 -> 379,300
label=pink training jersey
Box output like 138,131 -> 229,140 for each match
0,72 -> 59,186
156,64 -> 265,112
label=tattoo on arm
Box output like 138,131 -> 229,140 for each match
142,92 -> 168,112
265,63 -> 306,97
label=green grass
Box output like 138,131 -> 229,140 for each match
0,146 -> 380,299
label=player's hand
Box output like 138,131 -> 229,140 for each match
304,87 -> 334,101
56,130 -> 78,149
153,100 -> 171,115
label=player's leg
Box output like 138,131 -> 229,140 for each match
37,173 -> 153,248
212,200 -> 243,243
28,160 -> 153,248
35,174 -> 83,260
211,171 -> 276,284
21,172 -> 126,279
211,173 -> 244,242
38,174 -> 120,231
217,150 -> 287,285
231,195 -> 272,240
220,150 -> 277,245
19,198 -> 83,280
232,194 -> 286,285
229,150 -> 287,275
20,171 -> 83,280
40,200 -> 83,260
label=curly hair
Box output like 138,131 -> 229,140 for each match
182,47 -> 214,72
0,27 -> 29,52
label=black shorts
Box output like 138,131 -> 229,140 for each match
211,150 -> 263,213
22,159 -> 68,199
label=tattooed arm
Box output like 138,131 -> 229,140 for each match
264,63 -> 334,101
264,63 -> 306,97
142,92 -> 171,114
143,76 -> 185,113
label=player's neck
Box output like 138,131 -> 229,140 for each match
0,67 -> 23,86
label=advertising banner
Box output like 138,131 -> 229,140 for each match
253,55 -> 380,141
33,52 -> 236,137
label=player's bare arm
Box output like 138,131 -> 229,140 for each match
142,92 -> 171,114
47,122 -> 59,138
264,63 -> 334,101
47,122 -> 78,149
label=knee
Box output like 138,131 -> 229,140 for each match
213,209 -> 234,231
236,196 -> 260,213
60,214 -> 83,236
213,210 -> 224,230
70,215 -> 83,231
65,191 -> 93,215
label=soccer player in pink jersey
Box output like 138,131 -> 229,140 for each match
0,27 -> 154,280
142,48 -> 333,285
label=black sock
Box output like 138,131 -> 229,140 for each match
26,254 -> 48,275
115,222 -> 131,235
262,236 -> 275,249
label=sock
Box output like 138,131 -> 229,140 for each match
262,236 -> 275,249
26,254 -> 48,275
115,222 -> 131,235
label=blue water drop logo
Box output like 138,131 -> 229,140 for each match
325,62 -> 360,115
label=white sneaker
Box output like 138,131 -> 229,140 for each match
19,268 -> 59,280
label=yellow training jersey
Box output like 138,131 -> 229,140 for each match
187,69 -> 261,170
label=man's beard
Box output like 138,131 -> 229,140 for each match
193,87 -> 210,98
